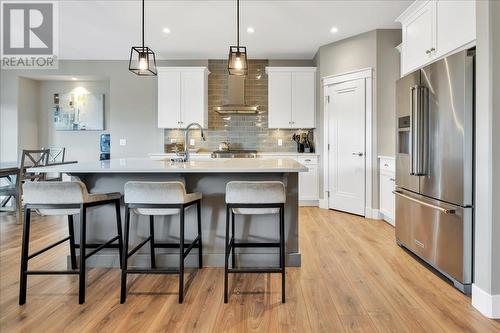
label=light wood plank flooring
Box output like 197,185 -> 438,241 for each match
1,208 -> 499,332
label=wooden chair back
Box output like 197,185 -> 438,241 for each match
19,149 -> 50,183
43,147 -> 66,181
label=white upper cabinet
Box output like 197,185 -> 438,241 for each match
266,67 -> 316,129
157,67 -> 209,128
435,0 -> 476,57
402,1 -> 436,73
397,0 -> 475,76
267,71 -> 292,128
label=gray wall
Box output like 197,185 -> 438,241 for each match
17,78 -> 40,153
376,30 -> 401,157
314,29 -> 401,209
0,60 -> 207,162
474,0 -> 500,298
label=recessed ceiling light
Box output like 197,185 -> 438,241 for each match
247,27 -> 255,34
71,77 -> 77,81
330,26 -> 338,34
162,27 -> 171,34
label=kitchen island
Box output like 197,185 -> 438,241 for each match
31,158 -> 307,268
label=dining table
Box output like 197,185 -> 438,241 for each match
0,160 -> 78,223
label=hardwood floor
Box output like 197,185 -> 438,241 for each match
1,208 -> 499,332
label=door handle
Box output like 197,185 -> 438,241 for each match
351,152 -> 363,156
393,190 -> 456,215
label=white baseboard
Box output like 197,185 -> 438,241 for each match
472,284 -> 500,319
319,199 -> 328,209
365,208 -> 383,219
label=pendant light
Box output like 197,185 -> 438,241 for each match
228,0 -> 248,76
128,0 -> 157,76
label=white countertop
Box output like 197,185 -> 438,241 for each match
30,157 -> 308,174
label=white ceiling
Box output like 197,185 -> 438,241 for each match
58,0 -> 411,60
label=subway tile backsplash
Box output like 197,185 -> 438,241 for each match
164,59 -> 309,152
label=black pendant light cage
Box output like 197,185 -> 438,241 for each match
228,0 -> 248,75
129,0 -> 157,76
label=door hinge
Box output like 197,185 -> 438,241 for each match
326,95 -> 330,103
327,143 -> 330,150
326,191 -> 330,198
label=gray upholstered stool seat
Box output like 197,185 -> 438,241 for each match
224,181 -> 287,303
124,181 -> 201,215
121,181 -> 203,304
23,181 -> 121,215
19,181 -> 123,305
226,181 -> 286,215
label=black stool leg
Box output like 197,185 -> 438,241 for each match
79,206 -> 87,304
231,210 -> 235,269
149,215 -> 156,269
120,204 -> 131,304
68,215 -> 77,270
196,200 -> 203,269
279,205 -> 285,303
19,207 -> 31,305
179,207 -> 185,303
115,200 -> 124,270
224,205 -> 230,303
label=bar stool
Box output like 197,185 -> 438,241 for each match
224,181 -> 286,303
121,181 -> 203,304
20,181 -> 123,305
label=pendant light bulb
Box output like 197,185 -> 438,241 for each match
138,54 -> 148,70
234,55 -> 242,69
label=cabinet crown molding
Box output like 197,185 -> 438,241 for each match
396,0 -> 431,23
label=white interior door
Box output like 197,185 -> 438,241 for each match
328,78 -> 366,215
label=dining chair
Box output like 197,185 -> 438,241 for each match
19,149 -> 50,184
43,147 -> 66,181
0,174 -> 20,214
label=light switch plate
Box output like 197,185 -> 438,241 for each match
170,138 -> 177,143
278,139 -> 283,146
119,139 -> 126,146
190,139 -> 195,146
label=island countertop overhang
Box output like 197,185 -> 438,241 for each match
29,157 -> 308,174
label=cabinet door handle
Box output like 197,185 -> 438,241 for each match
425,49 -> 431,54
384,163 -> 389,167
430,47 -> 435,52
389,178 -> 395,182
352,152 -> 363,156
304,159 -> 311,162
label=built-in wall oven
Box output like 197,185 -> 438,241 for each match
395,49 -> 474,294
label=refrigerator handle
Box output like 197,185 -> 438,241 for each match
409,86 -> 415,175
393,190 -> 456,215
415,86 -> 428,175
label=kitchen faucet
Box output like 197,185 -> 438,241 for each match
176,122 -> 205,162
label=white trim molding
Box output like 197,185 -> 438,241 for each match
322,68 -> 375,217
472,284 -> 500,319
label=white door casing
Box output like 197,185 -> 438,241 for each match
328,78 -> 366,215
322,68 -> 374,217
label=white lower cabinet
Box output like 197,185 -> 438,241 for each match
379,157 -> 395,226
259,154 -> 319,205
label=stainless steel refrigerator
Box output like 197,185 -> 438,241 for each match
395,49 -> 474,294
